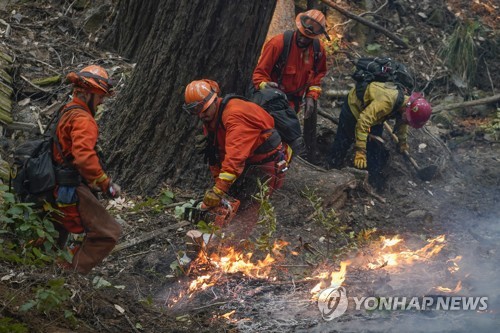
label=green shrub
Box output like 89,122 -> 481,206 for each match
0,185 -> 62,264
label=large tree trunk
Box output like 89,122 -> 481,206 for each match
266,0 -> 296,40
101,0 -> 276,194
100,0 -> 159,61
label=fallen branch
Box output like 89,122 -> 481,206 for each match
320,0 -> 409,49
323,89 -> 350,99
5,121 -> 38,132
295,156 -> 327,172
432,93 -> 500,114
192,301 -> 229,311
361,181 -> 386,203
20,75 -> 51,93
112,221 -> 190,253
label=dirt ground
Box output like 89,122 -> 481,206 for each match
0,1 -> 499,332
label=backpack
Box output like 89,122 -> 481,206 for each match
11,105 -> 82,205
203,92 -> 303,166
352,57 -> 414,113
273,30 -> 322,89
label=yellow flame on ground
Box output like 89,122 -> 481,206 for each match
435,281 -> 462,293
310,260 -> 351,295
367,235 -> 446,269
381,235 -> 402,249
220,310 -> 236,319
447,255 -> 462,274
186,241 -> 289,294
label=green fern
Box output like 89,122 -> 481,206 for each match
439,20 -> 482,97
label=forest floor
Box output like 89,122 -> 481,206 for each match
0,1 -> 499,332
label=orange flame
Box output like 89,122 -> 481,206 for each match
447,255 -> 462,274
220,310 -> 236,319
186,240 -> 289,295
310,260 -> 351,296
435,281 -> 462,293
367,235 -> 446,269
381,235 -> 402,249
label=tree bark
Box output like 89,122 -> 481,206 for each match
267,0 -> 296,40
100,0 -> 159,61
101,0 -> 276,194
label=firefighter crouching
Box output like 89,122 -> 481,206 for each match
183,79 -> 292,217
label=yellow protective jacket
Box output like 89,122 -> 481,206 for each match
348,82 -> 409,151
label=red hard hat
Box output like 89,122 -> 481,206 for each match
183,79 -> 220,115
405,92 -> 432,129
66,65 -> 113,96
295,9 -> 330,41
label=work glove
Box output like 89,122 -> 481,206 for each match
398,142 -> 409,154
258,81 -> 279,90
108,182 -> 122,198
354,149 -> 367,169
304,97 -> 316,119
202,186 -> 224,208
195,134 -> 207,152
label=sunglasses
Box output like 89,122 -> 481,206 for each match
182,91 -> 215,115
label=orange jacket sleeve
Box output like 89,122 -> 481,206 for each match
54,100 -> 110,191
252,34 -> 284,89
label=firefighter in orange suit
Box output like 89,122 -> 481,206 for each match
252,9 -> 329,163
183,79 -> 292,209
52,65 -> 122,274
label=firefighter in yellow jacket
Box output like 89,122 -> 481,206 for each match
328,82 -> 432,189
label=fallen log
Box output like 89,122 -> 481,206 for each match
432,93 -> 500,114
323,89 -> 350,99
281,160 -> 358,210
5,121 -> 38,132
112,220 -> 190,253
320,0 -> 409,49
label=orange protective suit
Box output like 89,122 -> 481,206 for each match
51,96 -> 121,274
252,31 -> 327,109
206,98 -> 291,195
53,97 -> 110,190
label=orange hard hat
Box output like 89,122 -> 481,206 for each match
66,65 -> 113,96
405,92 -> 432,129
296,9 -> 330,41
183,79 -> 220,115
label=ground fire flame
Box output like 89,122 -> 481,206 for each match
308,234 -> 448,297
366,234 -> 446,269
170,234 -> 450,307
184,240 -> 289,296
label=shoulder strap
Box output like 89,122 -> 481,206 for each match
217,94 -> 248,131
52,104 -> 86,167
276,32 -> 322,97
390,87 -> 405,116
274,30 -> 294,86
204,94 -> 248,167
355,81 -> 369,106
312,38 -> 321,75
